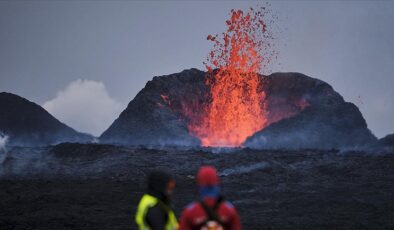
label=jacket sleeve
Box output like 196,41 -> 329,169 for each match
229,205 -> 241,230
146,205 -> 167,230
179,208 -> 192,230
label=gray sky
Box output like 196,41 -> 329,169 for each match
0,1 -> 393,137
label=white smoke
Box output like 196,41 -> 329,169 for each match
0,133 -> 8,152
0,133 -> 9,166
43,79 -> 124,136
219,162 -> 270,176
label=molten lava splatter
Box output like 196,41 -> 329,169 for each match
188,6 -> 278,147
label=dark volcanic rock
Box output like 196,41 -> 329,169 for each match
0,92 -> 93,146
246,72 -> 376,150
367,134 -> 394,152
100,68 -> 206,146
1,145 -> 394,229
378,134 -> 394,147
245,102 -> 376,150
264,72 -> 344,125
100,69 -> 376,149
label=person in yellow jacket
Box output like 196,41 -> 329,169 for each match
135,170 -> 179,230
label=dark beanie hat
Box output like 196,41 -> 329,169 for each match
147,170 -> 173,194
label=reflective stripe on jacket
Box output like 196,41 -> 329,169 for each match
135,194 -> 178,230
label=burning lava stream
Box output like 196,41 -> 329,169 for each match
187,7 -> 277,147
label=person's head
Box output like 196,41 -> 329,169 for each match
197,166 -> 220,198
147,170 -> 176,202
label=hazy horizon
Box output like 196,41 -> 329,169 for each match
0,1 -> 393,138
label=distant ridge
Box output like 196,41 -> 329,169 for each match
0,92 -> 93,146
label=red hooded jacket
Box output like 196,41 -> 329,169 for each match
179,197 -> 241,230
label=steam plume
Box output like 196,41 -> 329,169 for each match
0,133 -> 9,165
0,133 -> 8,152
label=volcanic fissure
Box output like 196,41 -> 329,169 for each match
182,7 -> 277,147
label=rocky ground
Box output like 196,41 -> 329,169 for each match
0,143 -> 393,229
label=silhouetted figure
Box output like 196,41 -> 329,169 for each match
179,166 -> 241,230
135,170 -> 178,230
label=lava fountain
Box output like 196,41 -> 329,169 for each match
188,7 -> 277,147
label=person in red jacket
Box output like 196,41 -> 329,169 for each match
179,166 -> 241,230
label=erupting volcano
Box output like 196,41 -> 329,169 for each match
188,7 -> 277,147
100,5 -> 375,150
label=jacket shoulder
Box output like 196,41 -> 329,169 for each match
184,202 -> 199,211
219,201 -> 238,216
223,201 -> 235,209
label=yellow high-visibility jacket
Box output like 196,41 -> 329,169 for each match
135,194 -> 178,230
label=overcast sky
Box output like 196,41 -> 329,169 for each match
0,1 -> 393,137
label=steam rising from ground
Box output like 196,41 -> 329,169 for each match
219,162 -> 270,176
43,79 -> 124,136
0,133 -> 8,151
0,133 -> 9,165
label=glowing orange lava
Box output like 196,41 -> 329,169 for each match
188,7 -> 276,147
